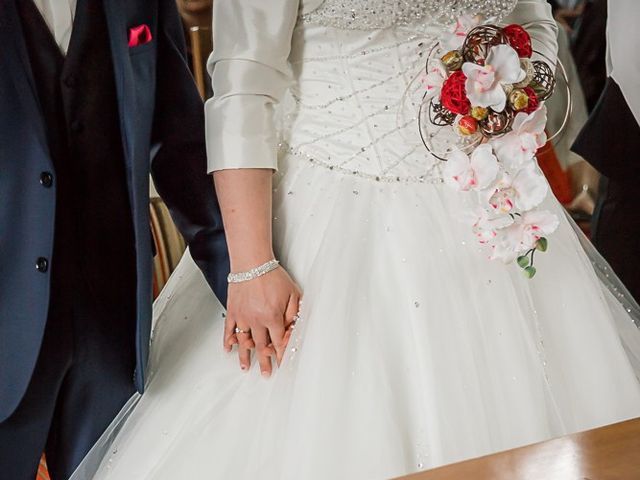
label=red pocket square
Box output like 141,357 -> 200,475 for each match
128,24 -> 152,48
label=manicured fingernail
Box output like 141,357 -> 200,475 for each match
241,365 -> 248,371
261,371 -> 271,378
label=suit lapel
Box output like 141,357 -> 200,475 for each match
102,0 -> 136,171
0,0 -> 49,154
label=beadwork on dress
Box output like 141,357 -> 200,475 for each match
301,0 -> 518,30
283,33 -> 447,183
286,0 -> 519,183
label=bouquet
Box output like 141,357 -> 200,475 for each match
422,18 -> 559,278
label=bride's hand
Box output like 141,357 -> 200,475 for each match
224,266 -> 302,377
213,168 -> 299,376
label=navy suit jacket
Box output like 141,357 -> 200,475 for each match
0,0 -> 229,422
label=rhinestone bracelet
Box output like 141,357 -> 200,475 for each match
227,259 -> 280,284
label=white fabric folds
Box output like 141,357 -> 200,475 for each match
205,0 -> 300,172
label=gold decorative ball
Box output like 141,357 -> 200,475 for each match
508,89 -> 530,111
441,50 -> 464,71
461,25 -> 509,64
471,106 -> 489,121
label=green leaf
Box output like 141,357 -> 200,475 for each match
517,255 -> 530,268
536,237 -> 548,252
530,81 -> 547,98
523,266 -> 537,279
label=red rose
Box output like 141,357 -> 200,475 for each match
441,71 -> 471,116
503,24 -> 532,58
523,86 -> 539,113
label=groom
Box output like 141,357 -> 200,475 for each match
0,0 -> 228,478
572,0 -> 640,302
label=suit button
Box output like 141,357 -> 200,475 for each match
63,74 -> 76,88
70,120 -> 84,133
40,172 -> 53,188
36,257 -> 49,273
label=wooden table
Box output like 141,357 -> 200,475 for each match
399,418 -> 640,480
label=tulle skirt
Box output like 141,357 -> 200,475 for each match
72,154 -> 640,480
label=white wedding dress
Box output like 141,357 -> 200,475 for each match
72,1 -> 640,479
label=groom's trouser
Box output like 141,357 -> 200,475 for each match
591,177 -> 640,302
0,275 -> 136,480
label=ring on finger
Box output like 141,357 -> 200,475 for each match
289,313 -> 301,329
234,326 -> 251,335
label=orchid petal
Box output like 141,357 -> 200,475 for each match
443,150 -> 473,190
470,143 -> 499,189
486,44 -> 526,85
512,163 -> 549,211
423,60 -> 447,100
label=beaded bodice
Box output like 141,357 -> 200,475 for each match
301,0 -> 517,30
284,0 -> 519,183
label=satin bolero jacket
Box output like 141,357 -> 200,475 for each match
204,0 -> 557,173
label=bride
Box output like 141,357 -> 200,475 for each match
73,0 -> 640,479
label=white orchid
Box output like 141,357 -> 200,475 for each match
423,59 -> 448,101
440,15 -> 481,51
435,19 -> 558,275
491,210 -> 560,263
483,163 -> 549,214
490,106 -> 548,170
462,44 -> 526,112
465,206 -> 514,244
443,143 -> 499,191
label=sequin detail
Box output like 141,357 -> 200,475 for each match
301,0 -> 517,30
282,143 -> 444,184
283,32 -> 457,182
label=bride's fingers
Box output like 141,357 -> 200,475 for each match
223,316 -> 237,352
284,292 -> 302,326
284,292 -> 301,329
237,338 -> 253,371
277,327 -> 294,367
283,325 -> 294,344
272,293 -> 301,367
268,321 -> 286,367
226,334 -> 238,352
252,327 -> 273,378
238,347 -> 251,371
236,324 -> 254,371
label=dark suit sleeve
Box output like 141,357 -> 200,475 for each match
572,78 -> 640,184
150,0 -> 229,305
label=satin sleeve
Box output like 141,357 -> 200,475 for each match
205,0 -> 300,173
502,0 -> 558,65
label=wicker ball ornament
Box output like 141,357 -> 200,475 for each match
530,60 -> 556,101
428,100 -> 457,127
480,109 -> 514,136
461,25 -> 508,64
